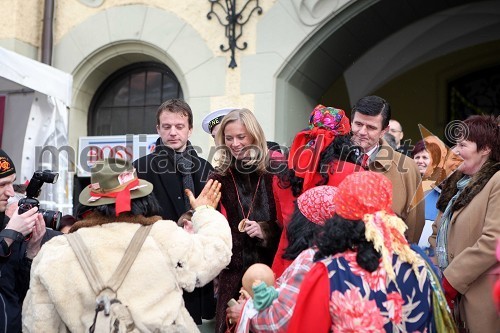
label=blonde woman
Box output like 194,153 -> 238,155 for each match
210,108 -> 281,333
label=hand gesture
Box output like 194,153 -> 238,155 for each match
185,179 -> 221,210
226,299 -> 245,325
244,220 -> 264,239
6,206 -> 40,236
26,213 -> 46,259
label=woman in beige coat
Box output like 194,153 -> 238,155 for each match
430,115 -> 500,333
22,158 -> 232,332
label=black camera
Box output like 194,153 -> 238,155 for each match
18,170 -> 62,230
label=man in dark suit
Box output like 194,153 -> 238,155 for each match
133,99 -> 215,325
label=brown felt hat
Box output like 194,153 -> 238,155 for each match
79,158 -> 153,207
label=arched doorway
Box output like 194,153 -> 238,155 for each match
275,0 -> 500,145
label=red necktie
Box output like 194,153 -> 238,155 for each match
361,153 -> 369,169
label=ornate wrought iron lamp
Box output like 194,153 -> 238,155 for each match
207,0 -> 263,68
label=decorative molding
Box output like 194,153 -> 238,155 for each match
78,0 -> 104,8
291,0 -> 345,26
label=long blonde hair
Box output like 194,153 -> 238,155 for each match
215,108 -> 269,173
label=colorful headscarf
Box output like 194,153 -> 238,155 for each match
334,172 -> 421,281
297,185 -> 338,225
288,105 -> 350,191
333,171 -> 392,220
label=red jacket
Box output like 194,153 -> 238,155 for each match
271,160 -> 359,277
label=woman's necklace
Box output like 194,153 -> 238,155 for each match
228,169 -> 262,233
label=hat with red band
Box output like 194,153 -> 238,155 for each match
79,158 -> 153,216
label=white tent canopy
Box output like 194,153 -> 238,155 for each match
0,46 -> 73,214
0,47 -> 72,106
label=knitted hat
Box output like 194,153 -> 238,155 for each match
79,158 -> 153,216
297,185 -> 338,225
0,149 -> 16,179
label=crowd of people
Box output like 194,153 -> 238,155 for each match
0,95 -> 498,332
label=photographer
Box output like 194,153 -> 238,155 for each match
0,149 -> 59,333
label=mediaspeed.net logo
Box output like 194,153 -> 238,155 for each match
31,120 -> 468,205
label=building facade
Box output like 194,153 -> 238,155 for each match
1,0 -> 499,210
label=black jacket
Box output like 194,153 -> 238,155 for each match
133,138 -> 215,324
133,139 -> 213,221
0,213 -> 61,333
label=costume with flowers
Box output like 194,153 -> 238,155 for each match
22,159 -> 233,333
272,105 -> 359,277
288,172 -> 454,333
235,186 -> 338,333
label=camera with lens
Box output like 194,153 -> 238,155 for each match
18,170 -> 62,230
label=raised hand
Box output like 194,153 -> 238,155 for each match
185,179 -> 222,210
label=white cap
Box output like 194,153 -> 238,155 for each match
201,107 -> 239,134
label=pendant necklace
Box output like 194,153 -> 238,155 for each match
228,169 -> 262,233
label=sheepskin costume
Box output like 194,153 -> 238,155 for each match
22,209 -> 232,333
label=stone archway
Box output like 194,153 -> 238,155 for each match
274,0 -> 499,144
53,4 -> 224,149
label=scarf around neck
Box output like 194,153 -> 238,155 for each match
155,139 -> 196,210
435,175 -> 471,271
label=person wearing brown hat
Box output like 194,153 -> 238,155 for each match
0,149 -> 51,333
22,158 -> 232,333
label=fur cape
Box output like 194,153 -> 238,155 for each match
70,212 -> 161,232
437,160 -> 500,212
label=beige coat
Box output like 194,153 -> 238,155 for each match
369,139 -> 425,244
22,208 -> 232,333
430,164 -> 500,333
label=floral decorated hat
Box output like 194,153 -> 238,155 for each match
288,105 -> 351,191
